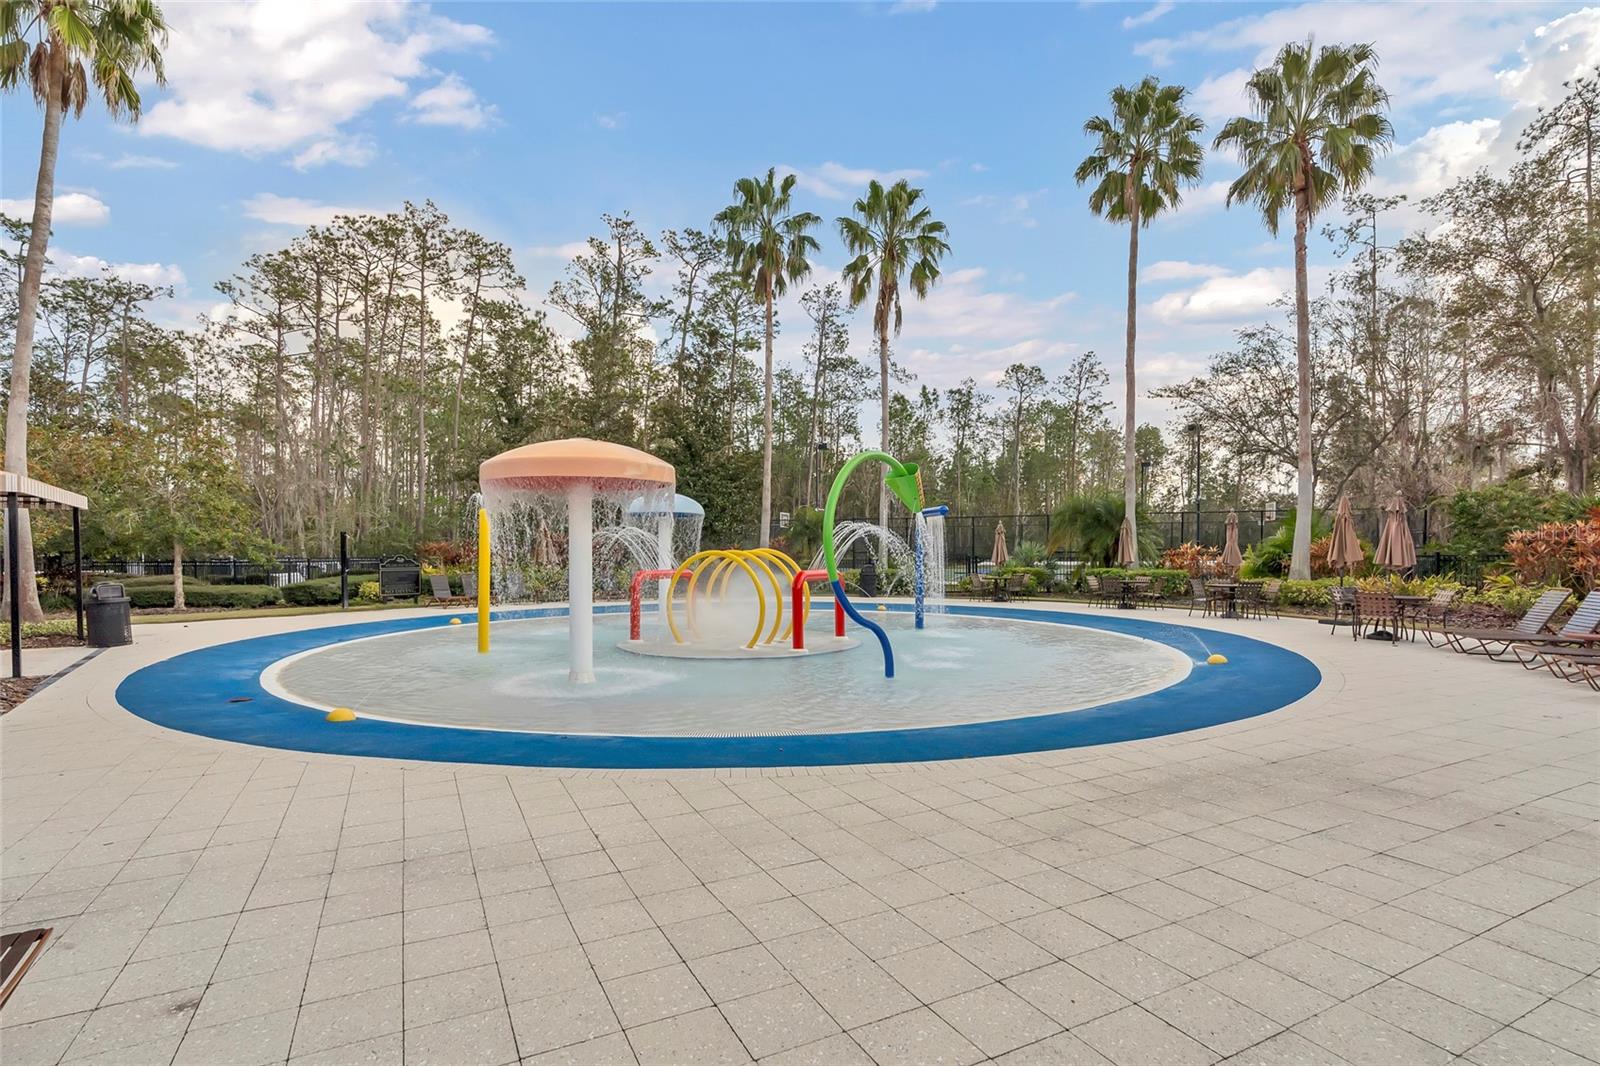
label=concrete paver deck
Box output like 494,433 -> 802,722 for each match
1,603 -> 1594,1066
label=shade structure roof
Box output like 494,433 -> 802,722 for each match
0,472 -> 87,511
480,439 -> 674,492
626,493 -> 704,518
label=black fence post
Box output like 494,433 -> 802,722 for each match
339,532 -> 349,609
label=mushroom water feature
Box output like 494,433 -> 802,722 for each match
478,438 -> 676,683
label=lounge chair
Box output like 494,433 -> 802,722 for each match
1522,648 -> 1600,690
0,927 -> 53,1009
1504,591 -> 1600,667
1439,588 -> 1572,658
427,574 -> 472,607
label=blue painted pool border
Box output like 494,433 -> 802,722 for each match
115,604 -> 1320,769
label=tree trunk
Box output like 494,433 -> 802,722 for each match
759,286 -> 774,547
1123,201 -> 1141,561
2,68 -> 63,626
172,540 -> 185,611
1289,192 -> 1315,581
878,320 -> 890,536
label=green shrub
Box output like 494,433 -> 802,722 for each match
357,581 -> 382,604
1084,567 -> 1189,597
1277,579 -> 1337,608
1445,482 -> 1594,561
996,563 -> 1053,593
1459,575 -> 1558,617
127,583 -> 283,609
280,573 -> 378,606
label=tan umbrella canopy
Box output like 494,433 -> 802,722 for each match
1374,494 -> 1417,573
1115,518 -> 1138,567
1327,495 -> 1365,582
990,521 -> 1010,567
1220,511 -> 1244,574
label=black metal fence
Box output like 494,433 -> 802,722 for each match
71,555 -> 383,584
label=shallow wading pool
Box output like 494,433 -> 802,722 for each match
116,604 -> 1321,769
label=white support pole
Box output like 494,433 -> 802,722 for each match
567,483 -> 595,683
656,511 -> 674,632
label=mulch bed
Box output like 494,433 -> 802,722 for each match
14,634 -> 85,649
0,676 -> 44,713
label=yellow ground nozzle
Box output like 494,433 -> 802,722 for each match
1206,653 -> 1228,665
326,707 -> 357,723
449,617 -> 462,625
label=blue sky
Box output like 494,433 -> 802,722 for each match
4,0 -> 1596,429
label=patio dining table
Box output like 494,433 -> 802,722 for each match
1208,581 -> 1241,619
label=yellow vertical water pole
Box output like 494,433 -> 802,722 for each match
477,506 -> 490,654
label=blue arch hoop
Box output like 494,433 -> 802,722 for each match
116,605 -> 1320,770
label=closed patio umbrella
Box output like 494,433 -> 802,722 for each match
990,521 -> 1009,567
534,518 -> 558,566
1115,518 -> 1138,567
1220,512 -> 1244,575
1374,494 -> 1417,574
1327,495 -> 1365,584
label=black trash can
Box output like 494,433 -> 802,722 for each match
86,582 -> 133,647
859,559 -> 879,598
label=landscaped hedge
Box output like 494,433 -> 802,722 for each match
1083,567 -> 1189,597
127,583 -> 284,609
279,573 -> 378,606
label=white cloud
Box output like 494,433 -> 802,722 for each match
1497,7 -> 1600,108
0,191 -> 110,226
962,188 -> 1047,228
528,241 -> 591,260
1144,260 -> 1230,283
141,1 -> 493,158
49,249 -> 185,288
292,137 -> 378,170
970,162 -> 988,173
775,161 -> 930,200
1150,267 -> 1292,324
890,0 -> 937,13
241,193 -> 365,227
1377,118 -> 1500,200
1122,2 -> 1175,30
1166,178 -> 1232,221
408,73 -> 497,129
108,153 -> 177,170
595,112 -> 625,130
1190,68 -> 1251,124
1137,2 -> 1552,112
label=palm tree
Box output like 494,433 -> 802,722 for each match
1214,40 -> 1391,579
715,169 -> 820,546
1,0 -> 167,622
1075,76 -> 1203,565
838,180 -> 950,532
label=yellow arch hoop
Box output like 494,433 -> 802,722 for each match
747,548 -> 804,643
666,550 -> 767,649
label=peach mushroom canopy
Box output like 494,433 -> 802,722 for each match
479,438 -> 675,493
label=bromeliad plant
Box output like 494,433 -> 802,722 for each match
1504,513 -> 1600,594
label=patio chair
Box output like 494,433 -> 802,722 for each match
1186,578 -> 1208,617
1353,590 -> 1401,644
1259,579 -> 1283,618
1006,573 -> 1031,601
1101,575 -> 1124,608
1439,588 -> 1573,658
1323,586 -> 1357,634
1504,591 -> 1600,667
1238,581 -> 1265,620
1417,587 -> 1462,647
1131,575 -> 1158,606
427,573 -> 472,607
1084,574 -> 1104,606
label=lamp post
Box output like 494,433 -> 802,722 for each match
1185,422 -> 1202,545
